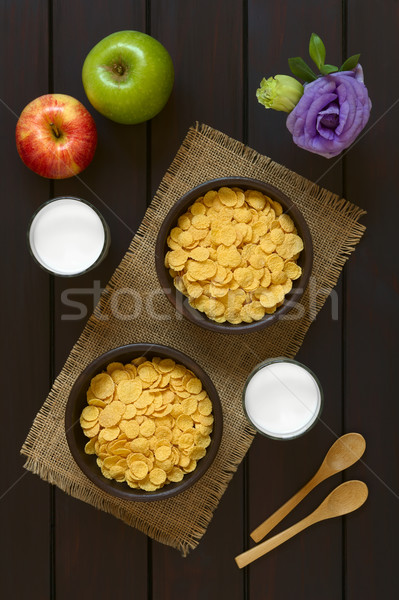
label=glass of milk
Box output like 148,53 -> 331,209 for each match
28,196 -> 110,276
243,357 -> 323,440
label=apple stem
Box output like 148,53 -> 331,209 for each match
49,122 -> 61,138
102,57 -> 129,82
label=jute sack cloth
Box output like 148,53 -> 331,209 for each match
21,123 -> 366,556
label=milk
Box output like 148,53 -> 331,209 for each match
29,198 -> 107,276
244,360 -> 322,439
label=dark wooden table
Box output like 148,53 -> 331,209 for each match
2,1 -> 398,598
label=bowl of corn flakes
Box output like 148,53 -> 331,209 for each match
155,177 -> 313,333
65,343 -> 223,501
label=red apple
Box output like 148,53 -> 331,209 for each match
16,94 -> 97,179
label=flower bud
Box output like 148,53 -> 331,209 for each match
256,75 -> 303,113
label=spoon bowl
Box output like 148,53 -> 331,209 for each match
322,433 -> 366,475
321,480 -> 368,518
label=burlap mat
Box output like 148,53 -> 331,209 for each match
21,123 -> 366,555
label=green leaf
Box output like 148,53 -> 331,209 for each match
288,57 -> 318,83
320,64 -> 338,75
309,33 -> 326,70
339,53 -> 360,71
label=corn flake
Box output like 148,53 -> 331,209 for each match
91,373 -> 115,399
81,406 -> 99,422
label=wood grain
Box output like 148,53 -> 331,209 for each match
2,1 -> 396,597
247,1 -> 344,598
51,1 -> 148,598
0,1 -> 51,598
344,1 -> 399,598
150,2 -> 245,599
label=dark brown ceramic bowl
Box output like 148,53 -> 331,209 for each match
155,177 -> 313,334
65,343 -> 223,501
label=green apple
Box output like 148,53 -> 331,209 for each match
82,30 -> 174,125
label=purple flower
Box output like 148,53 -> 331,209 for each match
286,65 -> 371,158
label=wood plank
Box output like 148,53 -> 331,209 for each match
0,1 -> 51,597
150,0 -> 244,194
150,2 -> 246,598
150,469 -> 245,600
345,1 -> 399,597
247,2 -> 344,598
50,2 -> 148,598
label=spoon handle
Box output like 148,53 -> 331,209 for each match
236,513 -> 315,569
250,471 -> 323,543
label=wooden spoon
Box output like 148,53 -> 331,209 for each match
250,432 -> 366,543
236,480 -> 368,569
